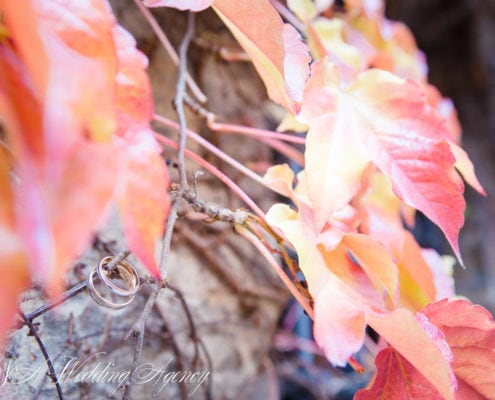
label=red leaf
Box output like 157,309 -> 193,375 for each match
118,129 -> 170,279
300,60 -> 465,261
355,347 -> 445,400
213,0 -> 310,114
112,23 -> 170,277
422,299 -> 495,400
366,309 -> 457,400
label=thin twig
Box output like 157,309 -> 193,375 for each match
236,223 -> 314,318
122,285 -> 162,400
174,12 -> 195,190
159,199 -> 180,279
208,120 -> 306,145
156,315 -> 189,400
22,251 -> 131,322
270,0 -> 306,32
175,188 -> 250,225
155,133 -> 266,218
133,0 -> 207,103
167,285 -> 200,367
19,312 -> 64,400
176,223 -> 282,302
121,196 -> 180,397
183,96 -> 306,165
155,114 -> 266,186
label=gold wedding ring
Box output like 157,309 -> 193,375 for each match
97,256 -> 140,297
87,256 -> 140,310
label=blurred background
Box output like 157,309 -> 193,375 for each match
387,0 -> 495,314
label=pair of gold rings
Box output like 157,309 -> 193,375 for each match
87,256 -> 140,310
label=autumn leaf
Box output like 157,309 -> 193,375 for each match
118,128 -> 169,279
113,25 -> 154,135
212,0 -> 311,114
263,163 -> 296,200
0,148 -> 30,350
313,275 -> 367,367
422,299 -> 495,399
299,59 -> 465,261
0,36 -> 120,292
339,233 -> 398,305
144,0 -> 213,12
449,142 -> 486,196
113,24 -> 170,278
391,231 -> 437,310
355,347 -> 445,400
366,309 -> 457,400
0,0 -> 170,290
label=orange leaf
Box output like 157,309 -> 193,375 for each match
112,22 -> 170,278
0,148 -> 30,349
0,0 -> 48,95
113,25 -> 154,135
449,142 -> 486,196
392,230 -> 437,310
213,0 -> 311,114
0,0 -> 129,293
35,0 -> 118,143
118,128 -> 170,279
341,233 -> 398,305
355,347 -> 445,400
422,299 -> 495,400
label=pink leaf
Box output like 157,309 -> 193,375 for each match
213,0 -> 311,114
143,0 -> 213,11
314,275 -> 367,366
367,309 -> 457,400
300,60 -> 466,261
422,299 -> 495,400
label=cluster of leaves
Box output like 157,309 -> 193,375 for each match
149,0 -> 494,398
1,0 -> 494,398
0,0 -> 169,346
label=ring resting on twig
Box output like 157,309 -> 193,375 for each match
87,256 -> 140,310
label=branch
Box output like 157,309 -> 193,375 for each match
133,0 -> 207,103
183,95 -> 305,165
174,12 -> 196,190
22,250 -> 131,322
154,114 -> 266,187
122,284 -> 162,400
155,133 -> 265,218
19,312 -> 64,400
236,224 -> 314,319
159,199 -> 180,279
